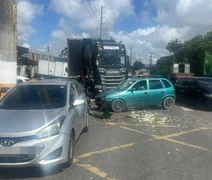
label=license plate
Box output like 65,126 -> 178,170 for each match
0,147 -> 42,155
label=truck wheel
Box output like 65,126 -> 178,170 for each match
163,97 -> 175,110
86,86 -> 95,98
111,99 -> 125,112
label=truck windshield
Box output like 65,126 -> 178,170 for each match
100,55 -> 126,68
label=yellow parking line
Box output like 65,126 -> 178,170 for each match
162,138 -> 211,152
155,129 -> 200,139
119,122 -> 179,128
105,122 -> 178,128
73,158 -> 79,163
77,164 -> 111,178
77,142 -> 138,159
119,126 -> 159,138
105,122 -> 117,126
200,127 -> 212,130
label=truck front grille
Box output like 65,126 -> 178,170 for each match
100,74 -> 125,91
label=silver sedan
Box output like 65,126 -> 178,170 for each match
0,79 -> 89,168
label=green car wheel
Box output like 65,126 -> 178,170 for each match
163,97 -> 175,110
111,99 -> 126,112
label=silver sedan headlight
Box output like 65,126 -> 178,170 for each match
36,116 -> 66,139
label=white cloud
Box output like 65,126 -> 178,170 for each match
140,11 -> 152,25
153,7 -> 168,23
32,0 -> 212,62
47,17 -> 90,56
50,0 -> 134,34
17,0 -> 43,43
22,43 -> 30,48
176,0 -> 212,26
143,1 -> 149,7
109,25 -> 190,64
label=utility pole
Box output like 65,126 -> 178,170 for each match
149,53 -> 154,68
100,5 -> 105,39
130,47 -> 132,66
0,0 -> 17,99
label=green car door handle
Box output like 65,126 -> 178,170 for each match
144,92 -> 148,94
161,91 -> 165,93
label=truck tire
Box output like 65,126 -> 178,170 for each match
86,85 -> 95,98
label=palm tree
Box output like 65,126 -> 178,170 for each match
166,39 -> 183,53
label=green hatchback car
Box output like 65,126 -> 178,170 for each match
95,78 -> 176,112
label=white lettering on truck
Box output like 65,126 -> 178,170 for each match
103,46 -> 120,50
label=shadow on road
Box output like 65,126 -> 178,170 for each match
0,166 -> 64,179
176,100 -> 212,112
89,107 -> 113,119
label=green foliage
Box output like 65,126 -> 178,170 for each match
155,56 -> 173,76
156,31 -> 212,76
133,60 -> 145,70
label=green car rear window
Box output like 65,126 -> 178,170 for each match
162,80 -> 171,88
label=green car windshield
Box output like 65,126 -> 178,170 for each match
117,80 -> 136,91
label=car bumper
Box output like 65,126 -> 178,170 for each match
95,98 -> 110,107
0,133 -> 69,167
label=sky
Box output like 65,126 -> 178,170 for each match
17,0 -> 212,64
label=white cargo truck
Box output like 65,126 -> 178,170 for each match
38,60 -> 68,78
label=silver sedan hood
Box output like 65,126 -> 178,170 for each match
0,108 -> 66,137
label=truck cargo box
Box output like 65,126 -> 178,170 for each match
67,38 -> 93,77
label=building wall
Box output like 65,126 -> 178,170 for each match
0,0 -> 17,98
29,50 -> 54,62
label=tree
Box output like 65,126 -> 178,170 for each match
155,56 -> 173,76
166,39 -> 183,53
59,47 -> 68,58
133,61 -> 145,70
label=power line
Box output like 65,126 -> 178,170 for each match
91,0 -> 100,11
88,1 -> 100,24
96,0 -> 102,7
82,0 -> 99,28
180,24 -> 212,41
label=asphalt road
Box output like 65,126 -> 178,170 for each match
1,103 -> 212,180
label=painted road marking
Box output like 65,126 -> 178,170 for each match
115,122 -> 178,128
77,142 -> 138,159
73,158 -> 79,163
181,106 -> 194,112
118,126 -> 211,153
77,163 -> 116,180
161,138 -> 211,152
119,126 -> 159,138
155,129 -> 200,139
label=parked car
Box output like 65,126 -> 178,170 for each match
174,77 -> 212,106
95,78 -> 175,112
0,79 -> 89,168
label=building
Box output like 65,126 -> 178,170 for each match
17,45 -> 66,63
